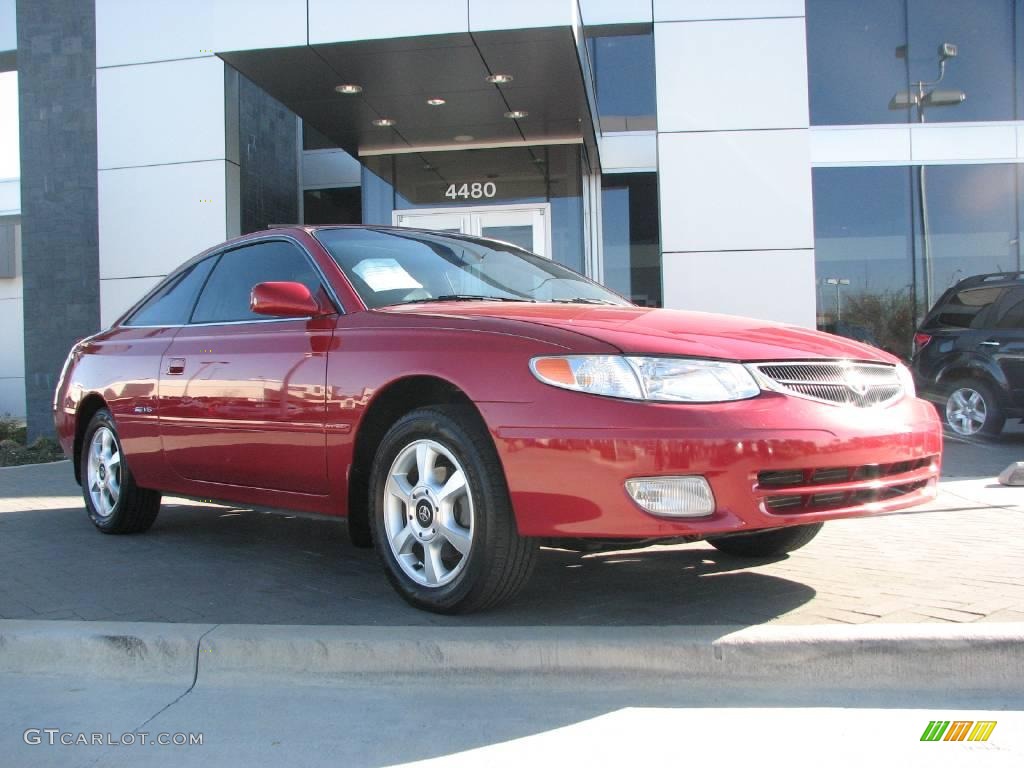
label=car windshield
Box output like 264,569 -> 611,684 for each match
314,227 -> 631,309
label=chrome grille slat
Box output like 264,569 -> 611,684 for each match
752,361 -> 903,408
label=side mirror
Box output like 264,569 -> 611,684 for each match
250,282 -> 323,318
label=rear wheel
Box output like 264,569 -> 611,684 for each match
370,405 -> 536,614
707,523 -> 822,558
80,409 -> 161,534
943,380 -> 1004,438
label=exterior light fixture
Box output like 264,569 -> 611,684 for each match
426,98 -> 446,106
504,110 -> 528,119
335,84 -> 363,94
486,73 -> 513,84
454,134 -> 474,142
372,118 -> 396,127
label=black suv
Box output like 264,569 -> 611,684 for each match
912,272 -> 1024,437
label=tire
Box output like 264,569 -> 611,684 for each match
369,405 -> 536,614
707,523 -> 823,558
80,409 -> 161,534
942,380 -> 1005,438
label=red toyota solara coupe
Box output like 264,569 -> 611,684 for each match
55,225 -> 942,613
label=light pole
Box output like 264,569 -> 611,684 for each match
889,43 -> 966,315
824,278 -> 850,321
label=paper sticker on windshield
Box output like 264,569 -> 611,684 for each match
352,259 -> 422,292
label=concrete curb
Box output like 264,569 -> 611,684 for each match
1,620 -> 1022,691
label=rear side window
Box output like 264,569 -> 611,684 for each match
191,240 -> 323,324
995,291 -> 1024,329
124,258 -> 216,327
924,286 -> 1007,330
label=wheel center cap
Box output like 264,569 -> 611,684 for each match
98,464 -> 106,479
415,500 -> 434,528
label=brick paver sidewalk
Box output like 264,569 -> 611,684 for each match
0,436 -> 1021,627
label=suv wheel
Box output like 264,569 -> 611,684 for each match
369,405 -> 537,614
943,380 -> 1005,438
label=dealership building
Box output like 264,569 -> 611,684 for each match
1,0 -> 1023,435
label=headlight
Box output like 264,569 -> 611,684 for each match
895,363 -> 916,399
530,355 -> 760,403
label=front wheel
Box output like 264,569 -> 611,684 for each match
80,409 -> 161,534
707,523 -> 823,558
369,406 -> 536,614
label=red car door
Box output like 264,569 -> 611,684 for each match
157,238 -> 335,494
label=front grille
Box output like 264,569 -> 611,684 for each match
758,457 -> 936,514
753,361 -> 903,407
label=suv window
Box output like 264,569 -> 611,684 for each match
995,290 -> 1024,330
924,286 -> 1008,330
124,257 -> 216,327
191,240 -> 323,324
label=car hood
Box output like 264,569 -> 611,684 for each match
380,303 -> 896,363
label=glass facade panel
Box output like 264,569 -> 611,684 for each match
601,174 -> 661,307
813,163 -> 1024,359
585,28 -> 657,132
807,0 -> 1017,124
812,166 -> 915,356
806,0 -> 910,125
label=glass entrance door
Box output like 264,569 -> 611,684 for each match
394,204 -> 551,258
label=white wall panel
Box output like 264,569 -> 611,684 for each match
810,126 -> 911,166
598,133 -> 657,172
655,0 -> 805,22
96,0 -> 306,68
663,249 -> 816,327
97,57 -> 226,169
579,0 -> 652,25
911,123 -> 1017,164
0,294 -> 23,374
0,178 -> 18,215
658,130 -> 814,253
469,0 -> 575,31
0,377 -> 25,418
656,18 -> 809,132
99,161 -> 229,280
309,0 -> 468,44
100,276 -> 163,328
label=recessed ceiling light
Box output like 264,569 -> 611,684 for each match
504,110 -> 528,119
426,97 -> 446,106
372,118 -> 396,127
335,84 -> 363,94
486,73 -> 513,84
454,134 -> 474,142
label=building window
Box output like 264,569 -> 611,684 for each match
806,0 -> 1016,125
812,163 -> 1023,358
601,174 -> 661,307
586,27 -> 656,132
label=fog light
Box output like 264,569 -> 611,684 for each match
625,476 -> 715,518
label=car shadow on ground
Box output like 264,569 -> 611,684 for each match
0,500 -> 815,628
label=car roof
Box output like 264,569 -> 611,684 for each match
948,271 -> 1024,291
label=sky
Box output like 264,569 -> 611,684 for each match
0,71 -> 19,179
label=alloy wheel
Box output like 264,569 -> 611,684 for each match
945,387 -> 988,436
383,439 -> 474,587
86,426 -> 122,518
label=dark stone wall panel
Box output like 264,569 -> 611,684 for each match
17,0 -> 100,438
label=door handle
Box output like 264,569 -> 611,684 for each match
166,358 -> 186,375
980,340 -> 1001,347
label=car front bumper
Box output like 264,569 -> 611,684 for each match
481,391 -> 943,539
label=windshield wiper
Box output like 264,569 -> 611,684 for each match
397,294 -> 535,305
549,297 -> 620,305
